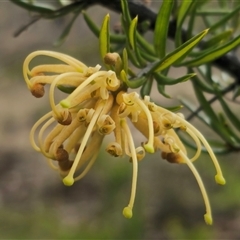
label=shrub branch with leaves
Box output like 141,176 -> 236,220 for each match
10,0 -> 240,152
10,0 -> 240,225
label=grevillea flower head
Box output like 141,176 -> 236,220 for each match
23,50 -> 226,225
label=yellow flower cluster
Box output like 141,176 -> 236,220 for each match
23,50 -> 225,225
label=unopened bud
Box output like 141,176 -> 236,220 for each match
31,83 -> 45,98
55,147 -> 69,162
59,160 -> 73,171
104,52 -> 120,66
161,151 -> 184,164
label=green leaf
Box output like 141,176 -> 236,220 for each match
136,32 -> 155,56
231,1 -> 240,33
218,112 -> 240,143
150,29 -> 209,72
192,74 -> 215,93
120,70 -> 146,89
129,16 -> 138,50
179,96 -> 240,148
179,131 -> 231,154
129,16 -> 147,67
233,86 -> 240,100
206,140 -> 231,154
189,30 -> 233,57
178,96 -> 213,125
161,104 -> 183,112
192,82 -> 240,146
54,8 -> 81,46
204,29 -> 233,48
82,11 -> 100,38
57,85 -> 76,94
209,4 -> 240,32
192,81 -> 219,122
154,0 -> 174,58
140,77 -> 153,97
157,84 -> 171,98
122,48 -> 129,75
154,72 -> 196,85
182,35 -> 240,67
175,0 -> 194,46
99,14 -> 110,67
217,0 -> 227,8
140,50 -> 158,62
10,0 -> 54,14
121,16 -> 142,68
83,11 -> 125,43
121,0 -> 132,24
217,93 -> 240,132
196,9 -> 232,16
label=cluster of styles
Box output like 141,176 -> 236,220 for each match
23,50 -> 226,225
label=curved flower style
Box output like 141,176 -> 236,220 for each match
23,50 -> 226,225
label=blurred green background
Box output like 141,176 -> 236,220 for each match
0,2 -> 240,239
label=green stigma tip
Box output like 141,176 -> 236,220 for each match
62,176 -> 74,186
143,143 -> 154,153
123,207 -> 132,219
215,174 -> 226,185
60,99 -> 71,108
204,213 -> 213,225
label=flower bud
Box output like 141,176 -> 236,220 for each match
31,83 -> 45,98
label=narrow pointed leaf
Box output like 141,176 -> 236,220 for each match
192,82 -> 240,146
120,70 -> 146,89
82,11 -> 100,38
192,81 -> 219,122
122,0 -> 155,56
196,9 -> 232,16
154,72 -> 196,85
177,0 -> 194,27
204,29 -> 233,48
10,0 -> 54,14
179,96 -> 240,147
218,112 -> 240,143
140,50 -> 158,62
175,0 -> 194,46
179,97 -> 213,125
122,48 -> 129,75
83,11 -> 125,43
179,132 -> 231,154
209,4 -> 240,32
121,14 -> 141,68
129,16 -> 138,50
136,32 -> 155,55
58,85 -> 76,94
154,0 -> 174,58
161,104 -> 183,112
121,0 -> 132,25
233,87 -> 240,100
183,35 -> 240,67
54,9 -> 81,46
128,16 -> 147,67
99,14 -> 110,66
140,77 -> 153,97
157,84 -> 171,98
231,1 -> 240,33
193,77 -> 215,93
150,29 -> 209,72
206,140 -> 231,154
189,30 -> 233,57
217,93 -> 240,131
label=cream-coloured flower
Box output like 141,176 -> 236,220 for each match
23,50 -> 225,225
